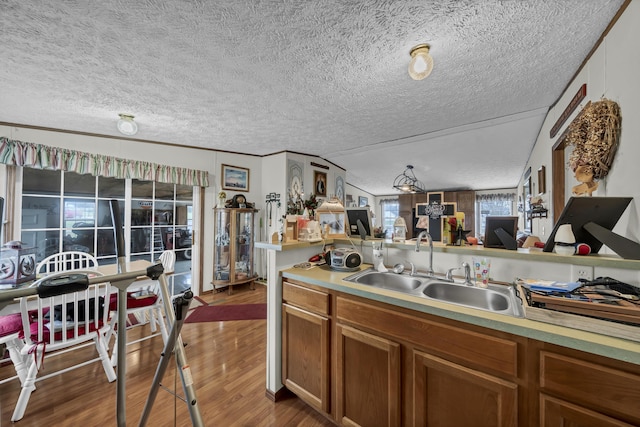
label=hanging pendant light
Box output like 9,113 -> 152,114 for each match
392,165 -> 426,193
117,113 -> 138,136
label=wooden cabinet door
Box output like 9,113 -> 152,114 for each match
540,394 -> 635,427
282,303 -> 330,413
335,324 -> 401,427
413,349 -> 517,427
454,190 -> 476,238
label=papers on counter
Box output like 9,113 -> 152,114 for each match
517,278 -> 582,293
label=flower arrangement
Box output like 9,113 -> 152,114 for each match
304,194 -> 319,217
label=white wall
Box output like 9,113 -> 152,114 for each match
0,125 -> 349,291
345,183 -> 375,207
519,0 -> 640,253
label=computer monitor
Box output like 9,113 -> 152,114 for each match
346,207 -> 374,238
483,216 -> 518,249
543,196 -> 639,259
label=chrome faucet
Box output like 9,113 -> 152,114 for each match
444,267 -> 458,282
414,230 -> 435,277
462,262 -> 474,286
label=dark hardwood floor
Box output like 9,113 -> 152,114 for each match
0,284 -> 335,426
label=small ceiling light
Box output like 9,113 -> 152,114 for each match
408,43 -> 434,80
393,165 -> 426,193
117,113 -> 138,136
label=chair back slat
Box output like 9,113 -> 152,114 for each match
21,273 -> 110,348
36,251 -> 99,276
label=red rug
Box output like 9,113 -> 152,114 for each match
184,303 -> 267,323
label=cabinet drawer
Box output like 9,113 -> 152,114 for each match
540,351 -> 640,423
337,296 -> 518,378
283,281 -> 330,315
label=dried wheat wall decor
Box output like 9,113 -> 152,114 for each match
566,99 -> 621,180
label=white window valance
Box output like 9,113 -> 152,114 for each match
0,137 -> 209,187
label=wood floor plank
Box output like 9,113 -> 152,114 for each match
0,284 -> 335,426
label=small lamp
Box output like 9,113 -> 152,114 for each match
554,224 -> 576,255
117,114 -> 138,136
408,43 -> 434,81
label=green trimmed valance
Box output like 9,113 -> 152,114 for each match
0,137 -> 209,187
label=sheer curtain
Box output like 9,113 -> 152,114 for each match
379,198 -> 399,237
475,192 -> 516,237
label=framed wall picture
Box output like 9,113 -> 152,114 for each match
358,196 -> 368,207
314,171 -> 327,196
221,164 -> 250,192
346,194 -> 354,207
538,165 -> 546,194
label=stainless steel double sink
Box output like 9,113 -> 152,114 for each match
343,268 -> 524,317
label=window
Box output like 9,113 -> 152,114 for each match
379,199 -> 400,238
20,168 -> 194,296
21,169 -> 124,263
475,193 -> 516,238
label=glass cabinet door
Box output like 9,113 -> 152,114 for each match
214,209 -> 231,282
234,210 -> 254,280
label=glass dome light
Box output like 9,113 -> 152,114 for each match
117,113 -> 138,136
408,43 -> 434,81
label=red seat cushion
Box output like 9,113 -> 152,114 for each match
19,319 -> 103,342
0,313 -> 23,337
108,292 -> 159,311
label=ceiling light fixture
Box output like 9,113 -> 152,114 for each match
408,43 -> 434,80
393,165 -> 426,193
116,113 -> 138,136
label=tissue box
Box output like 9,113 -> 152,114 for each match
0,246 -> 36,287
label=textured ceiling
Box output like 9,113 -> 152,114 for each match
0,0 -> 625,195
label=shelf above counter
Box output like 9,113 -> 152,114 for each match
257,237 -> 640,271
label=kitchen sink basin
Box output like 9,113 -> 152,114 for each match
343,269 -> 425,292
343,268 -> 523,317
422,282 -> 513,313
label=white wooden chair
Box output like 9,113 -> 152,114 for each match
106,251 -> 174,366
36,251 -> 98,276
0,314 -> 28,386
11,270 -> 116,421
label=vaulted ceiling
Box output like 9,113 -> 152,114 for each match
0,1 -> 626,195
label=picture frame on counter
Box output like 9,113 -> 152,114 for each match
317,212 -> 346,237
221,164 -> 250,192
316,198 -> 346,237
358,196 -> 368,207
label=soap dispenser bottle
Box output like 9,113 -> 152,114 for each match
372,243 -> 388,272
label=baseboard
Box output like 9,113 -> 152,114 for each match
265,386 -> 292,402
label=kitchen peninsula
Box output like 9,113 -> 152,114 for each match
257,239 -> 640,426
